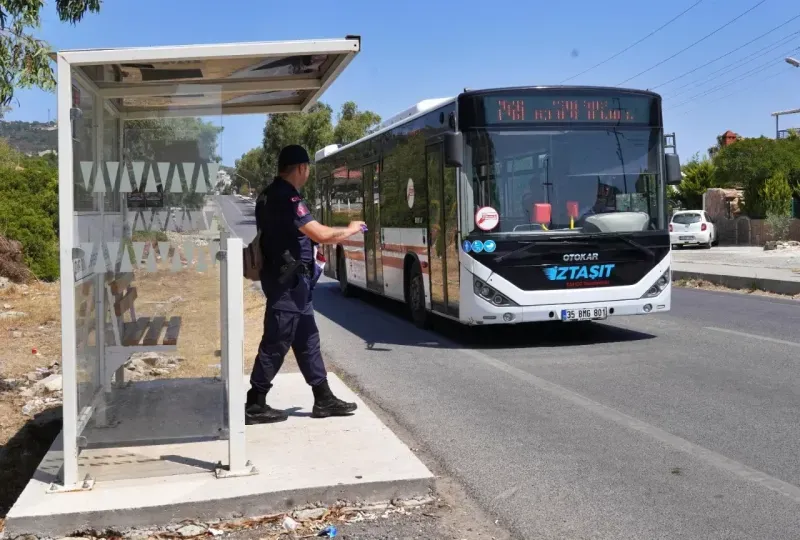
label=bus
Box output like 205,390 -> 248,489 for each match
314,86 -> 683,327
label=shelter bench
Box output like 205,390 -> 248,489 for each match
103,272 -> 182,388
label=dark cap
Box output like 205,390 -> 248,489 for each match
278,144 -> 310,170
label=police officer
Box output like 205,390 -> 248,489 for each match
246,144 -> 366,424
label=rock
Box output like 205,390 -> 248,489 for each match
0,276 -> 9,289
128,352 -> 182,369
0,310 -> 27,320
26,371 -> 41,382
22,400 -> 43,416
395,496 -> 436,508
764,241 -> 777,251
19,387 -> 34,397
176,524 -> 207,537
294,507 -> 327,521
169,295 -> 184,303
11,330 -> 22,338
33,374 -> 61,394
3,303 -> 11,309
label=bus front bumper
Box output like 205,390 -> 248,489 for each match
462,292 -> 671,325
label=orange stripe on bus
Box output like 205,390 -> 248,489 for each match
341,239 -> 364,248
382,243 -> 427,255
344,251 -> 365,261
382,255 -> 429,274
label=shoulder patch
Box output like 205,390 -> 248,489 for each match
296,202 -> 309,217
290,196 -> 302,202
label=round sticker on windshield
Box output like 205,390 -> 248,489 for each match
462,240 -> 471,253
475,206 -> 499,231
471,240 -> 484,253
483,239 -> 496,253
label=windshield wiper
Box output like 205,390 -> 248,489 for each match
494,233 -> 654,263
495,238 -> 591,263
582,233 -> 655,261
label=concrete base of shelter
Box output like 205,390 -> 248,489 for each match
5,373 -> 434,537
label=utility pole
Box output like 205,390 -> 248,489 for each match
664,133 -> 677,154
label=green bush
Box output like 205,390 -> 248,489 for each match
765,212 -> 792,241
0,163 -> 60,281
761,171 -> 793,217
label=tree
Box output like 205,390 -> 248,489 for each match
233,147 -> 263,194
257,101 -> 379,204
0,0 -> 101,107
675,153 -> 719,209
761,171 -> 793,217
333,101 -> 381,145
123,117 -> 224,209
713,136 -> 800,217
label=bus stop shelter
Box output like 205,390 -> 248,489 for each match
51,37 -> 361,492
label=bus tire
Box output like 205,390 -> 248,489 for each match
407,261 -> 429,328
337,248 -> 353,297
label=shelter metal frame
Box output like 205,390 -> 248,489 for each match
56,37 -> 361,491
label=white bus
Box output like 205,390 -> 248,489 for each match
314,86 -> 682,327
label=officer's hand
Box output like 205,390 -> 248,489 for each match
347,221 -> 367,235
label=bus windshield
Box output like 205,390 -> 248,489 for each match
464,128 -> 664,235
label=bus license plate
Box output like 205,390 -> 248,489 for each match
561,307 -> 608,321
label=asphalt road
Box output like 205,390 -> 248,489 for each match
218,195 -> 800,539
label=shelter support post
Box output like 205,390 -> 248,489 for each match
216,237 -> 256,478
53,55 -> 93,493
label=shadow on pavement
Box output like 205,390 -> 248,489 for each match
312,281 -> 655,351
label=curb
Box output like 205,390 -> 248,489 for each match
672,270 -> 800,296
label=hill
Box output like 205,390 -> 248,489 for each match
0,120 -> 57,155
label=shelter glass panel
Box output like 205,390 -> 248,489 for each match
70,67 -> 228,480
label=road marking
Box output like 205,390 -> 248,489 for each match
458,347 -> 800,505
705,327 -> 800,348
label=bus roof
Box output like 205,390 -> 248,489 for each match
314,96 -> 455,162
314,85 -> 662,162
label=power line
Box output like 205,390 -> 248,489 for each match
669,49 -> 797,108
670,54 -> 789,107
559,0 -> 705,84
666,33 -> 800,99
616,0 -> 769,86
674,69 -> 789,116
652,13 -> 800,89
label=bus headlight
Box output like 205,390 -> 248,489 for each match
641,267 -> 671,298
474,278 -> 517,307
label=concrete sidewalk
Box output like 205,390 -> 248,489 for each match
671,246 -> 800,296
5,373 -> 433,537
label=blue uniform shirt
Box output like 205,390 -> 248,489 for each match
256,176 -> 316,312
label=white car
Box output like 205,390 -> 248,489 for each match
670,210 -> 717,249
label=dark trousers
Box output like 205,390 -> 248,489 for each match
249,303 -> 328,395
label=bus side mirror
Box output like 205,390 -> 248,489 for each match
665,153 -> 682,185
444,132 -> 463,168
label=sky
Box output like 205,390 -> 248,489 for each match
4,0 -> 800,166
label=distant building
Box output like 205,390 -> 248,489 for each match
708,130 -> 741,158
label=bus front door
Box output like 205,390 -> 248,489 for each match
425,144 -> 447,313
362,163 -> 383,292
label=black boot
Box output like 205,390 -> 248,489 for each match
245,388 -> 288,424
311,379 -> 357,418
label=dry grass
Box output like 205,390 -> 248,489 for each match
125,267 -> 270,379
0,281 -> 63,522
0,268 -> 273,523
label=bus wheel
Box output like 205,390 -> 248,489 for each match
408,262 -> 429,328
338,250 -> 353,297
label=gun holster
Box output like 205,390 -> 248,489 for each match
277,251 -> 305,286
